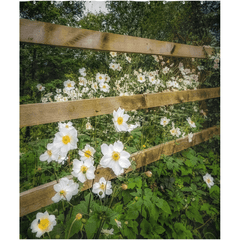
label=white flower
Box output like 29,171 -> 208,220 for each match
203,173 -> 214,188
99,82 -> 110,93
79,144 -> 96,162
152,55 -> 159,62
41,97 -> 48,103
187,117 -> 196,128
115,219 -> 122,228
137,74 -> 145,83
39,143 -> 59,163
56,88 -> 61,93
52,177 -> 79,203
30,211 -> 56,238
112,107 -> 130,132
162,66 -> 169,74
126,56 -> 131,63
71,159 -> 95,183
101,228 -> 114,236
86,122 -> 93,130
53,128 -> 78,155
127,122 -> 140,132
92,177 -> 112,198
166,81 -> 173,88
160,117 -> 170,127
58,121 -> 74,131
188,132 -> 194,142
119,92 -> 129,96
170,127 -> 177,136
55,152 -> 67,164
109,62 -> 118,70
175,127 -> 181,137
64,79 -> 75,91
104,74 -> 110,82
91,82 -> 98,92
82,87 -> 89,93
37,84 -> 45,91
172,81 -> 180,89
100,141 -> 131,176
110,52 -> 117,57
79,67 -> 86,76
149,76 -> 156,84
78,77 -> 87,86
96,73 -> 105,83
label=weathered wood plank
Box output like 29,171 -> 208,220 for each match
20,126 -> 220,217
20,19 -> 213,58
20,87 -> 220,128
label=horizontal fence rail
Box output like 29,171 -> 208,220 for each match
20,19 -> 213,58
20,87 -> 220,128
20,126 -> 220,217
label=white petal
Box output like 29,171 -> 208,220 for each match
118,157 -> 131,168
113,141 -> 124,152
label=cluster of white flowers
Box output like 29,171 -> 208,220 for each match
39,121 -> 78,165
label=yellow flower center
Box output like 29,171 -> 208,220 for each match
81,165 -> 88,174
207,178 -> 211,183
103,85 -> 106,88
62,135 -> 70,145
163,121 -> 167,124
190,121 -> 194,125
117,117 -> 123,125
47,150 -> 52,156
38,218 -> 50,231
100,183 -> 106,190
112,151 -> 120,161
67,83 -> 72,88
65,125 -> 69,128
60,190 -> 67,197
84,150 -> 92,158
140,77 -> 142,80
99,76 -> 102,80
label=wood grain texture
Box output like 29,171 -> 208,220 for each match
20,87 -> 220,128
20,19 -> 213,58
20,126 -> 220,217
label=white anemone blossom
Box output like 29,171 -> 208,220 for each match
160,117 -> 170,127
101,228 -> 114,236
127,122 -> 140,132
79,67 -> 86,76
100,141 -> 131,176
53,128 -> 78,155
188,132 -> 194,142
92,177 -> 112,198
52,177 -> 79,203
170,127 -> 181,137
187,117 -> 196,128
96,73 -> 105,83
30,211 -> 56,238
58,121 -> 75,131
99,82 -> 110,93
39,143 -> 59,163
64,79 -> 75,91
79,144 -> 96,162
112,107 -> 130,132
203,173 -> 214,188
71,159 -> 95,183
36,84 -> 45,91
137,74 -> 146,83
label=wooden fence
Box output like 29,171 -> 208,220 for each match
19,19 -> 220,217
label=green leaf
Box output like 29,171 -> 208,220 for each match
84,214 -> 100,239
123,226 -> 136,239
126,209 -> 139,220
140,218 -> 154,238
155,198 -> 172,215
186,206 -> 204,224
172,222 -> 193,239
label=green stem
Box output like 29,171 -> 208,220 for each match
193,217 -> 212,231
67,218 -> 77,239
47,232 -> 51,239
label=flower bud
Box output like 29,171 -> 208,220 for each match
76,213 -> 82,220
124,221 -> 128,225
145,171 -> 152,178
121,184 -> 128,190
99,191 -> 103,196
135,196 -> 138,201
81,218 -> 87,223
